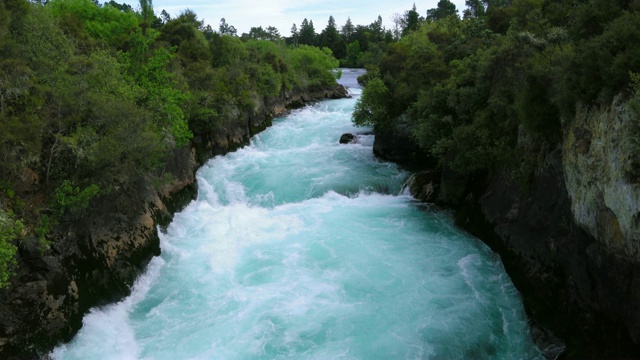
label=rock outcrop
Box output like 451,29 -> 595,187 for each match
0,84 -> 347,359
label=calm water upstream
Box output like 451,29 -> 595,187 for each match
52,69 -> 542,359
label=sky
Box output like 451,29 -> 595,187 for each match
120,0 -> 468,36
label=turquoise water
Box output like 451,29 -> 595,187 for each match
52,70 -> 542,360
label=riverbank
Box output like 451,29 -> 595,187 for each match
0,84 -> 348,359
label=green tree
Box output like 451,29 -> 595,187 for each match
43,49 -> 169,190
0,4 -> 40,180
298,18 -> 316,46
53,180 -> 99,217
345,40 -> 362,68
288,45 -> 339,89
130,45 -> 192,146
341,17 -> 355,43
266,26 -> 281,41
352,75 -> 391,129
290,23 -> 299,46
160,9 -> 170,23
159,10 -> 209,61
106,1 -> 133,12
242,26 -> 281,41
427,0 -> 458,21
402,3 -> 421,36
319,15 -> 346,59
464,0 -> 486,18
370,15 -> 384,42
139,0 -> 153,28
219,17 -> 237,36
48,0 -> 139,48
351,24 -> 373,52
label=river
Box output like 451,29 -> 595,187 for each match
52,69 -> 542,359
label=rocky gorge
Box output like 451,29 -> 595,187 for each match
3,73 -> 638,358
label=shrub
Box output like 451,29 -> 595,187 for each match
54,180 -> 99,217
352,76 -> 391,130
0,210 -> 20,288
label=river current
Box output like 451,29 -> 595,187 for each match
52,69 -> 542,359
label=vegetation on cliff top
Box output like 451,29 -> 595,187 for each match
0,0 -> 342,287
353,0 -> 640,177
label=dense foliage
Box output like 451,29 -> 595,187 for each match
0,0 -> 340,287
353,0 -> 640,176
289,13 -> 394,68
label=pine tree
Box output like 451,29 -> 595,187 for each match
291,23 -> 299,46
370,15 -> 384,42
139,0 -> 154,30
319,16 -> 345,58
219,17 -> 237,36
402,3 -> 420,36
341,17 -> 355,43
299,18 -> 316,45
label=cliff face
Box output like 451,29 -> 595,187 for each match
0,84 -> 347,358
563,99 -> 640,261
382,97 -> 640,356
473,101 -> 640,355
561,99 -> 640,347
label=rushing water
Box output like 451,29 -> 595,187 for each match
52,69 -> 542,360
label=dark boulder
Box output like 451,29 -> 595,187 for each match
339,133 -> 356,144
330,84 -> 349,99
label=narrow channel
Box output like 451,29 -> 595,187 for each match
52,69 -> 542,359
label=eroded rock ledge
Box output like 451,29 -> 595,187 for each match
0,84 -> 347,359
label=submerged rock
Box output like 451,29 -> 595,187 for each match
339,133 -> 356,144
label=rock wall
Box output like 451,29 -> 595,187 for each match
563,99 -> 640,259
560,98 -> 640,349
0,84 -> 347,359
468,126 -> 640,356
